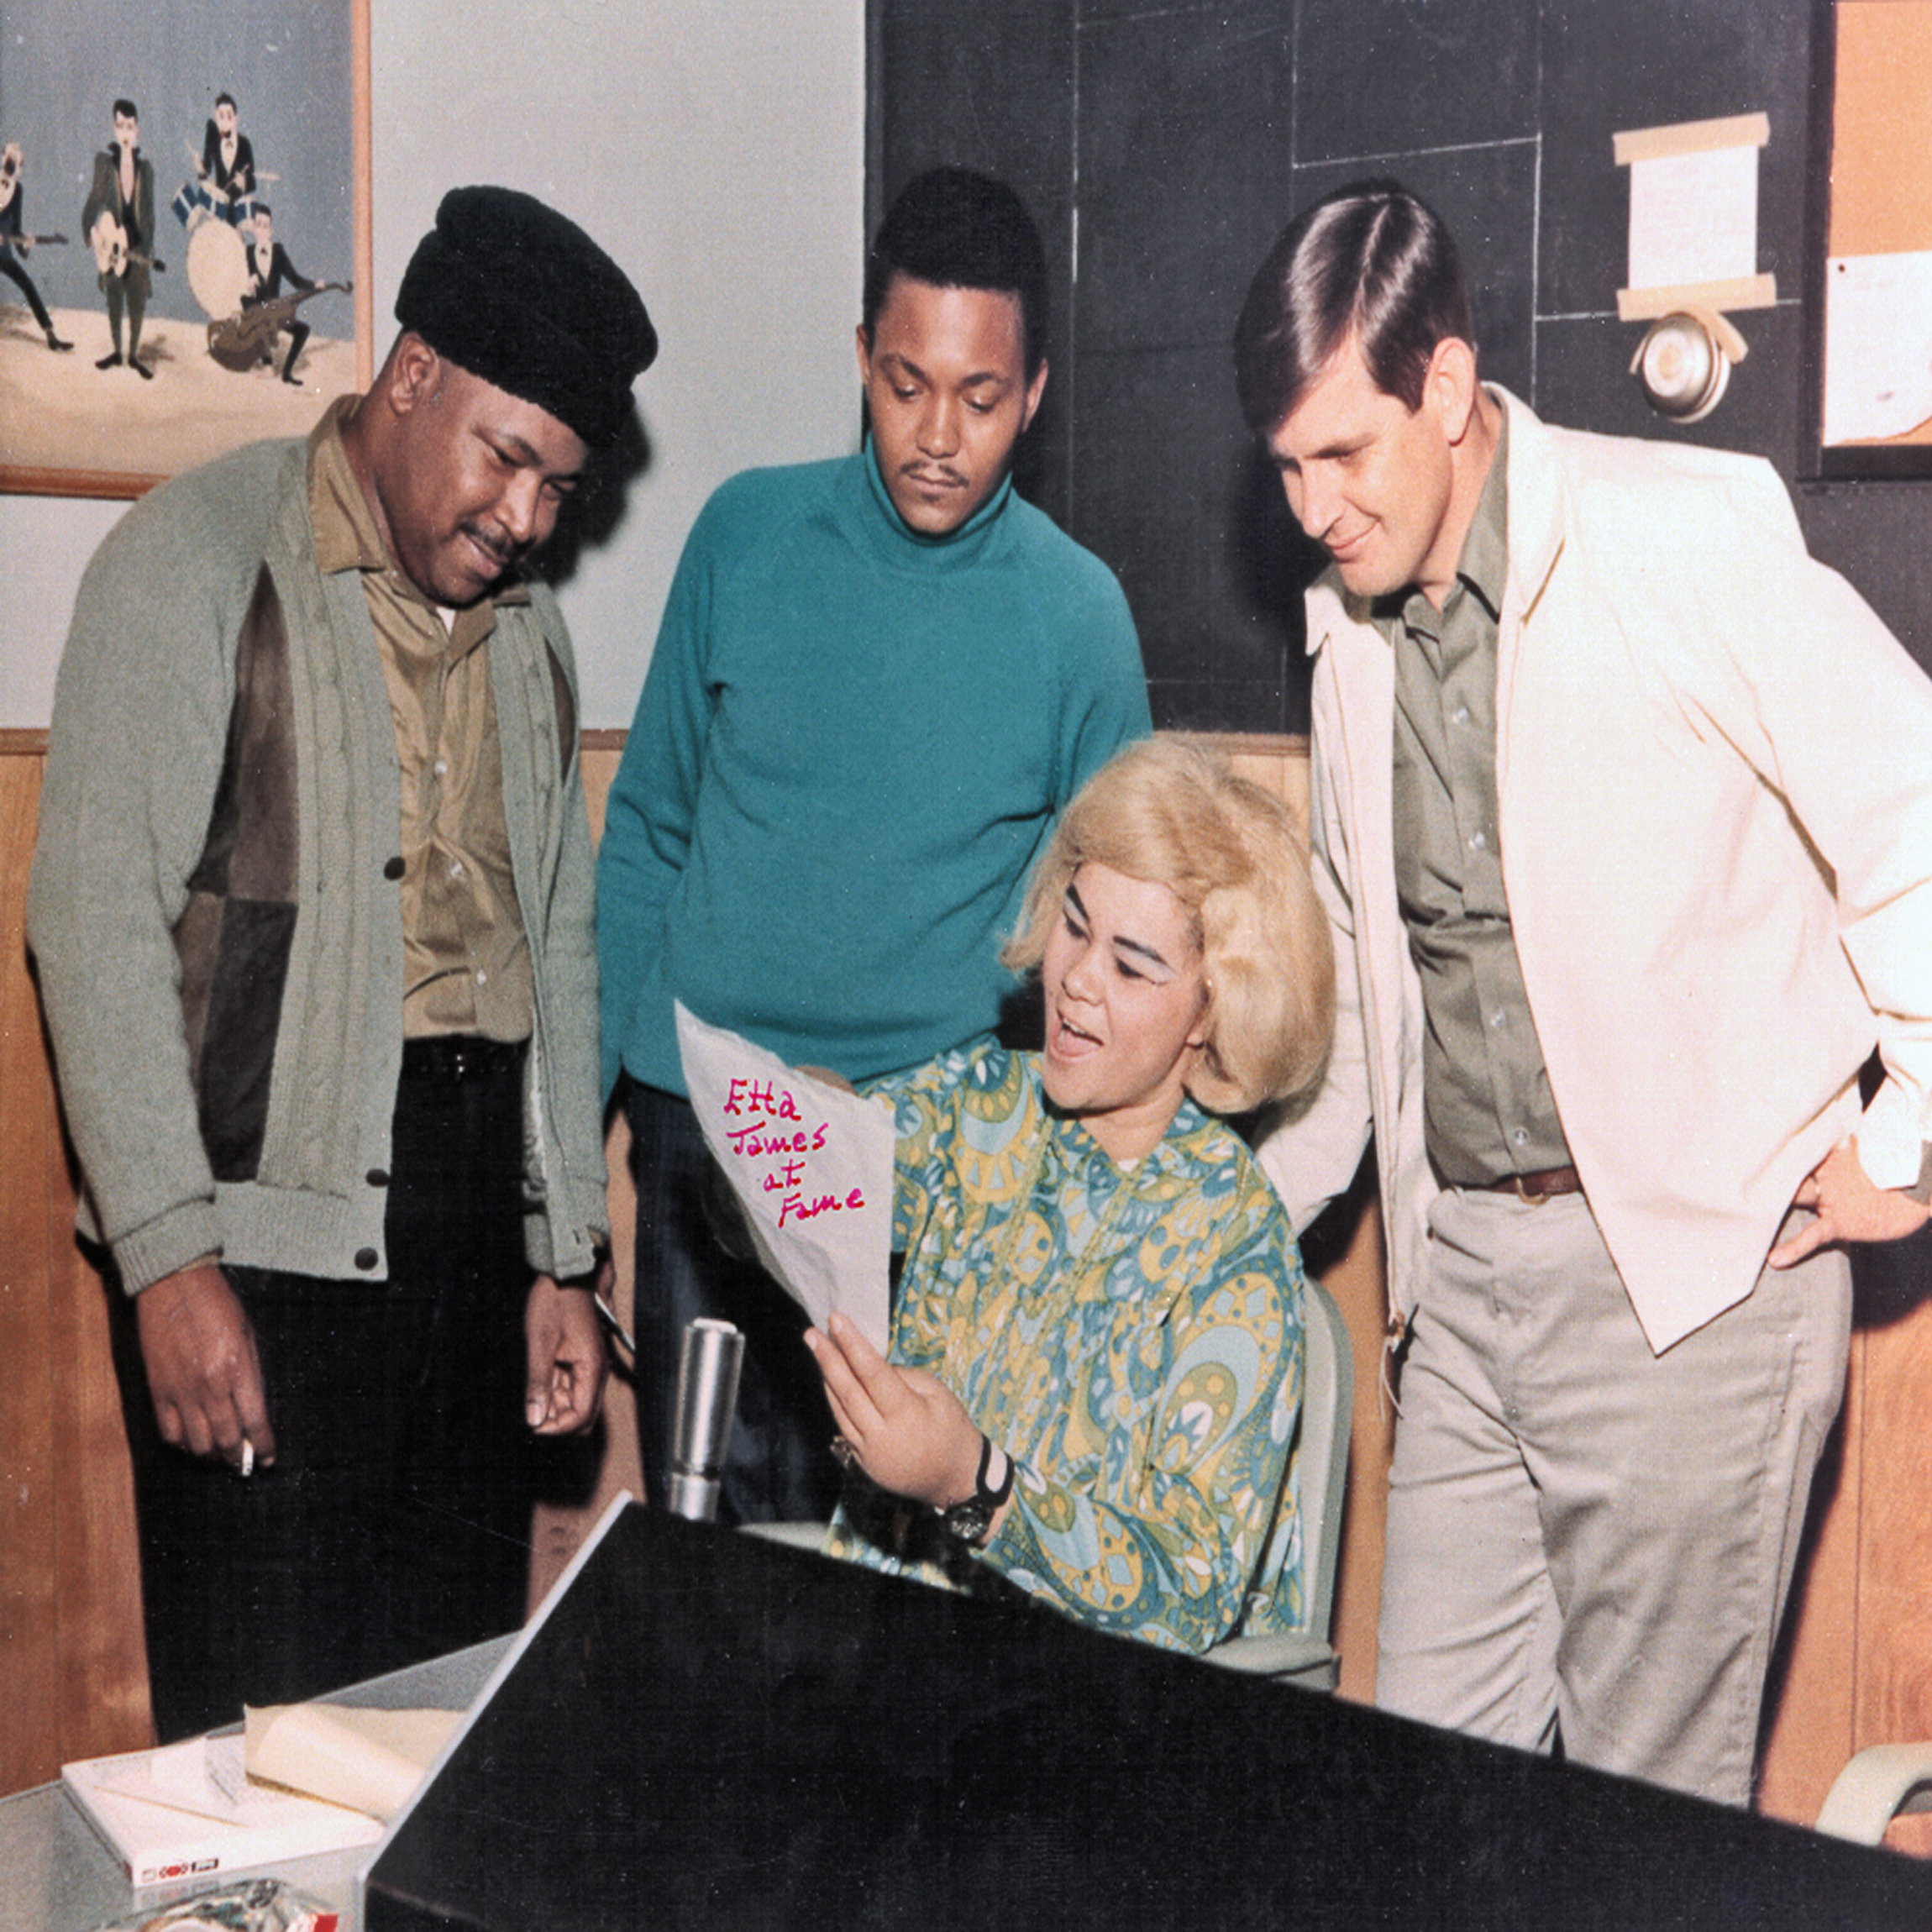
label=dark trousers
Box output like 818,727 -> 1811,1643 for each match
0,249 -> 54,333
626,1081 -> 841,1526
111,1049 -> 535,1742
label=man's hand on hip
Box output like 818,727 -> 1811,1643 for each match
1770,1136 -> 1932,1268
525,1268 -> 609,1435
135,1262 -> 275,1467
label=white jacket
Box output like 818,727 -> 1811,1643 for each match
1257,390 -> 1932,1352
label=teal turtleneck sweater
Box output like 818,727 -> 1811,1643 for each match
597,444 -> 1149,1099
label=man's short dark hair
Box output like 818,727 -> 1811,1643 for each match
1234,179 -> 1474,433
863,167 -> 1048,378
113,98 -> 139,123
215,92 -> 237,112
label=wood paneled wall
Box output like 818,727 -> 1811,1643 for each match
4,732 -> 1929,1846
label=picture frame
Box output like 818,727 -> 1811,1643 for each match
1809,0 -> 1932,478
0,0 -> 372,499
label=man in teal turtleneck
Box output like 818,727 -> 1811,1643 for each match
598,168 -> 1149,1524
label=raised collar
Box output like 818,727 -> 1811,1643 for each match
848,436 -> 1016,572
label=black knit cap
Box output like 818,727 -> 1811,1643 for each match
395,185 -> 656,448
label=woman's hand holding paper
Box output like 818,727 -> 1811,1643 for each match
805,1310 -> 987,1510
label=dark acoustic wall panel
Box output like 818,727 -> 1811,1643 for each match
870,0 -> 1932,725
869,0 -> 1078,525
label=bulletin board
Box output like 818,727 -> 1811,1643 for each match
1815,0 -> 1932,473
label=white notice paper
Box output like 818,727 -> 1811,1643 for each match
675,1002 -> 895,1353
1627,143 -> 1760,292
1824,249 -> 1932,444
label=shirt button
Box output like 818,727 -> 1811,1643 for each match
1511,1128 -> 1529,1147
449,859 -> 465,879
1468,829 -> 1488,852
354,1247 -> 380,1270
475,969 -> 488,986
383,855 -> 405,880
433,759 -> 449,778
1488,1011 -> 1505,1030
1452,705 -> 1471,725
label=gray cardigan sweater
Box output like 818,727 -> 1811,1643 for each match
29,431 -> 607,1293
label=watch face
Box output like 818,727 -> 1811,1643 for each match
942,1501 -> 993,1545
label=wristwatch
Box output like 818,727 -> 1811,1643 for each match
939,1434 -> 1014,1547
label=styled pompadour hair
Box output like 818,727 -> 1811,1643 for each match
1234,178 -> 1474,433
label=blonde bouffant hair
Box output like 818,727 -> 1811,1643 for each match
1003,737 -> 1336,1115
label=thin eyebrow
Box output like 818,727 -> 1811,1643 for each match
1114,933 -> 1177,974
881,350 -> 1011,391
1275,433 -> 1369,471
486,429 -> 582,486
1065,883 -> 1178,975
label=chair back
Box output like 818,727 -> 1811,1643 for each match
1245,1273 -> 1353,1642
1294,1276 -> 1353,1644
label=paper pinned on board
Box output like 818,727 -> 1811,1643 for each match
675,1001 -> 894,1353
1824,249 -> 1932,444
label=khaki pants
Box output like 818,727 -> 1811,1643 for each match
1377,1188 -> 1850,1807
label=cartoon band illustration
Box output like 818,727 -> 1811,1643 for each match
1,90 -> 349,383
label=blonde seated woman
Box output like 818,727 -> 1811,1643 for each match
804,738 -> 1335,1653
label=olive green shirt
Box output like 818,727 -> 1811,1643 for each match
1383,417 -> 1572,1186
308,399 -> 533,1042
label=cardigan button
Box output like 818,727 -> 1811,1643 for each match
383,855 -> 405,880
366,1168 -> 390,1188
354,1247 -> 380,1271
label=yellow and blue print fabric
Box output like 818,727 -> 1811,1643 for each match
829,1041 -> 1305,1653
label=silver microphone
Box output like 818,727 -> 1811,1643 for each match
667,1318 -> 745,1521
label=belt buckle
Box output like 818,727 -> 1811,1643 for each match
1512,1173 -> 1551,1207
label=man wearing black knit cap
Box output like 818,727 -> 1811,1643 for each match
30,186 -> 655,1740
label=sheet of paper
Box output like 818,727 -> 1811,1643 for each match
675,1002 -> 894,1353
1628,143 -> 1760,292
245,1703 -> 464,1822
65,1732 -> 385,1884
1824,249 -> 1932,443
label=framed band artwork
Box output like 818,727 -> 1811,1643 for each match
0,0 -> 371,498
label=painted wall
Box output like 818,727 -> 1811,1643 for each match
0,0 -> 866,728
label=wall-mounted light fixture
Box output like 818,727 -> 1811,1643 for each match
1630,307 -> 1750,423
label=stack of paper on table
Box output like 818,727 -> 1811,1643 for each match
61,1702 -> 463,1889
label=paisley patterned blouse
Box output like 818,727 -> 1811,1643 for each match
827,1041 -> 1305,1653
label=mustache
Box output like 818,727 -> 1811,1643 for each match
900,461 -> 967,487
459,521 -> 517,568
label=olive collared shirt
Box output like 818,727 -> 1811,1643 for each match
1382,417 -> 1572,1187
308,398 -> 533,1042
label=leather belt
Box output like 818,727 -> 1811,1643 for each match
1483,1164 -> 1583,1205
399,1035 -> 525,1083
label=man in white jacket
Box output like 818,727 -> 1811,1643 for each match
1239,180 -> 1932,1805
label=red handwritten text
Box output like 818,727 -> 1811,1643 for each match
778,1187 -> 867,1227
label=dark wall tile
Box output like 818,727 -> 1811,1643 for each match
1074,6 -> 1294,352
1295,0 -> 1540,162
1073,344 -> 1320,733
1150,676 -> 1303,736
1291,141 -> 1539,402
1539,0 -> 1815,319
1798,482 -> 1932,678
1533,303 -> 1808,478
873,0 -> 1078,521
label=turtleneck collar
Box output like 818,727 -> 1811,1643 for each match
850,435 -> 1016,571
